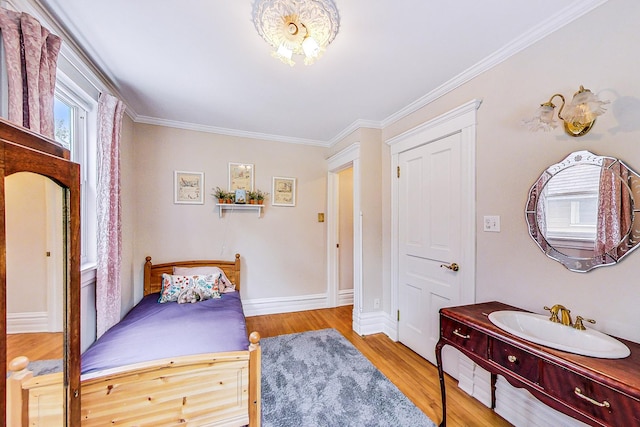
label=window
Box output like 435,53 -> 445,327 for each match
54,74 -> 98,269
543,165 -> 600,242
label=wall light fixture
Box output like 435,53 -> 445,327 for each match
523,85 -> 609,137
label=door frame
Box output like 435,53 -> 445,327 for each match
327,143 -> 362,326
387,99 -> 480,341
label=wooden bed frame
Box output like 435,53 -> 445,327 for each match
7,255 -> 261,426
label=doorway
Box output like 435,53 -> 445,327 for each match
337,167 -> 354,305
327,143 -> 363,332
389,100 -> 480,375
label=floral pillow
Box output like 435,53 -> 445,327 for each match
192,274 -> 222,300
159,274 -> 190,303
172,266 -> 236,293
158,273 -> 222,303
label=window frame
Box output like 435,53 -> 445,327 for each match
54,72 -> 98,270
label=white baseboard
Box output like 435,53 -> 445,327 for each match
7,311 -> 49,333
459,365 -> 588,426
495,375 -> 587,426
353,309 -> 393,336
338,289 -> 353,306
242,293 -> 329,317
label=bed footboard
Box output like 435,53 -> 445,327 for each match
9,333 -> 261,427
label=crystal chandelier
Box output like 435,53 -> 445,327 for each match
522,85 -> 609,137
253,0 -> 340,66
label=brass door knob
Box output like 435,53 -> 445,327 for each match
440,263 -> 459,272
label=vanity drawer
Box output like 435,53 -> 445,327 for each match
543,362 -> 640,426
489,338 -> 539,384
440,317 -> 487,357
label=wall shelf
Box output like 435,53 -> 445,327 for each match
216,203 -> 264,218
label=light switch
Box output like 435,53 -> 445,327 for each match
484,215 -> 500,232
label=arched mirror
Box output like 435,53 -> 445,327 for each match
1,119 -> 81,425
526,150 -> 640,272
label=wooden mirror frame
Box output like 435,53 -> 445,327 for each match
1,118 -> 81,425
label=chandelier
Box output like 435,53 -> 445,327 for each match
253,0 -> 340,66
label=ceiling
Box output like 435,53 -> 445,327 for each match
37,0 -> 588,145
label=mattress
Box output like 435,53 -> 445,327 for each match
81,292 -> 248,375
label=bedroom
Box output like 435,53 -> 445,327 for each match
3,0 -> 640,425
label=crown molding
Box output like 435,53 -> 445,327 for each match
379,0 -> 608,132
8,0 -> 137,119
134,115 -> 329,147
327,119 -> 383,146
11,0 -> 608,147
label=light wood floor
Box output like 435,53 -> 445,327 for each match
6,332 -> 63,363
246,305 -> 511,427
7,306 -> 511,426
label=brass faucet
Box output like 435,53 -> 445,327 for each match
543,304 -> 573,326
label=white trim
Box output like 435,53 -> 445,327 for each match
380,1 -> 606,134
337,289 -> 354,306
10,0 -> 605,146
353,311 -> 385,336
387,99 -> 482,151
7,0 -> 134,116
241,294 -> 328,317
327,143 -> 362,334
6,311 -> 49,333
136,115 -> 328,147
388,98 -> 479,355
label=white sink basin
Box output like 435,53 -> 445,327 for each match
488,310 -> 630,359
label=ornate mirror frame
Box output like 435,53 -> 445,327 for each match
525,150 -> 640,272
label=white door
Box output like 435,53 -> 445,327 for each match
398,132 -> 462,365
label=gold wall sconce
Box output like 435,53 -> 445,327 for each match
523,85 -> 609,137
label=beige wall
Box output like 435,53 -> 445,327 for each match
329,128 -> 385,312
129,124 -> 328,303
117,0 -> 640,341
383,0 -> 640,342
6,173 -> 49,313
338,167 -> 353,291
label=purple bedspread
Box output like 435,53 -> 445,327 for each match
81,292 -> 248,375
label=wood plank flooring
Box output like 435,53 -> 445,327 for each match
7,306 -> 511,426
6,332 -> 63,364
246,305 -> 511,427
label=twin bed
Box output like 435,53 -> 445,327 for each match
8,254 -> 261,426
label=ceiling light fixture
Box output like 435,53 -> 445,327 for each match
523,85 -> 609,137
253,0 -> 340,66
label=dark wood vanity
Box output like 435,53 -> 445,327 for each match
435,302 -> 640,427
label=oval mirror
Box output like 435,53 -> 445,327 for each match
526,151 -> 640,272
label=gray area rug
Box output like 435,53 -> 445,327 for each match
261,328 -> 436,427
6,358 -> 63,378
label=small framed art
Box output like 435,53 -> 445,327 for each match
272,176 -> 296,206
174,171 -> 204,204
234,189 -> 247,204
228,163 -> 254,191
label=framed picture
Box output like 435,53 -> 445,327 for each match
228,163 -> 254,191
234,189 -> 247,204
174,171 -> 204,204
272,176 -> 296,206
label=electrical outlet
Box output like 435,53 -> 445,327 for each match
484,215 -> 501,232
374,298 -> 380,309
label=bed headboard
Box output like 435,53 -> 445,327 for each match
143,254 -> 241,296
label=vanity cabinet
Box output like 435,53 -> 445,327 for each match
435,302 -> 640,427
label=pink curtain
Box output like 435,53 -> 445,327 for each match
595,161 -> 632,260
96,93 -> 125,337
0,8 -> 60,137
